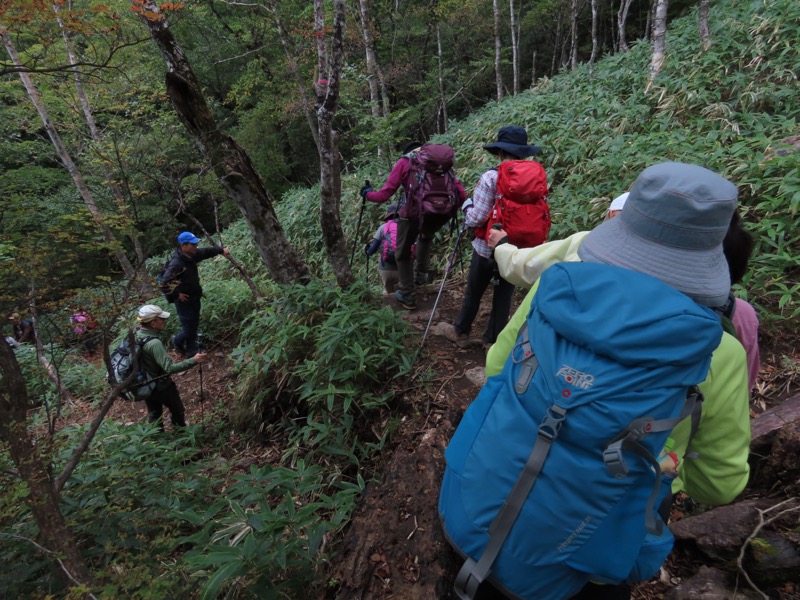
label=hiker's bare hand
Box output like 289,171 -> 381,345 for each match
488,228 -> 508,249
178,293 -> 189,302
194,352 -> 209,364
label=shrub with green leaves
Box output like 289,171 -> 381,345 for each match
0,422 -> 216,599
176,460 -> 363,599
230,278 -> 413,440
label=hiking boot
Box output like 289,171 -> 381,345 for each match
443,325 -> 469,344
394,290 -> 417,310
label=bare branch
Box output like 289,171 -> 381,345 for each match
0,533 -> 100,600
736,499 -> 800,600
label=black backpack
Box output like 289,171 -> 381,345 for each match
110,335 -> 157,401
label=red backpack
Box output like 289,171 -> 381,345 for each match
475,160 -> 551,248
404,144 -> 459,228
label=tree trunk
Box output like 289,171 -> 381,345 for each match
617,0 -> 634,52
509,0 -> 519,94
493,0 -> 504,101
358,0 -> 385,120
266,1 -> 320,150
698,0 -> 711,51
569,0 -> 579,70
648,0 -> 669,89
134,1 -> 309,285
2,30 -> 136,281
589,0 -> 599,75
52,3 -> 149,283
436,25 -> 448,133
314,0 -> 354,289
0,341 -> 95,590
531,49 -> 537,85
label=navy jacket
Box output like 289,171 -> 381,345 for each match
160,247 -> 223,303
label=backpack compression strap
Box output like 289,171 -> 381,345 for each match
602,387 -> 704,535
453,328 -> 565,600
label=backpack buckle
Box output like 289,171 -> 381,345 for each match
538,406 -> 566,442
603,443 -> 628,479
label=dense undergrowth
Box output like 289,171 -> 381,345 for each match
2,0 -> 799,597
337,0 -> 800,326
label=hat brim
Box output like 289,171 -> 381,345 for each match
483,142 -> 542,158
577,217 -> 730,307
140,310 -> 170,322
179,237 -> 200,244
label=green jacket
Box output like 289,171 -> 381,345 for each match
135,327 -> 197,379
486,235 -> 751,506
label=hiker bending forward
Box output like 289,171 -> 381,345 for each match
440,162 -> 750,600
361,142 -> 467,310
135,305 -> 208,429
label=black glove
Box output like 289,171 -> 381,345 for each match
364,242 -> 371,256
359,185 -> 373,199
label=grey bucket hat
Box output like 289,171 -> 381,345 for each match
578,162 -> 738,307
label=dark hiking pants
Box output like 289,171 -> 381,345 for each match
144,379 -> 187,429
174,296 -> 201,357
454,250 -> 515,345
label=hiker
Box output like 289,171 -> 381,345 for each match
134,304 -> 208,429
445,125 -> 547,349
441,162 -> 751,600
360,141 -> 467,310
70,308 -> 98,354
723,210 -> 760,390
491,193 -> 762,391
364,204 -> 403,296
605,191 -> 629,220
159,231 -> 229,358
9,312 -> 35,344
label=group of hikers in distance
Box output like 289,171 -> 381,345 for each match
362,126 -> 758,599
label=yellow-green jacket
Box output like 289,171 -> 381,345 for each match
486,234 -> 751,505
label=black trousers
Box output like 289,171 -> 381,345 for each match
174,296 -> 201,357
454,250 -> 515,345
395,216 -> 448,296
144,379 -> 186,428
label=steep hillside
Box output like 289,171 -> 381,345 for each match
325,0 -> 799,326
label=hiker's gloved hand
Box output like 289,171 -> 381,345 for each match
364,238 -> 380,257
359,185 -> 373,199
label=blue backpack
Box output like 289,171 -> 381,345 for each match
439,262 -> 722,600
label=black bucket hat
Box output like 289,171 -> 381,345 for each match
483,126 -> 541,158
384,204 -> 399,220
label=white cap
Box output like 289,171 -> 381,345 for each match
137,304 -> 170,322
608,192 -> 629,214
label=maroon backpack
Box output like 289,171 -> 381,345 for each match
403,144 -> 459,228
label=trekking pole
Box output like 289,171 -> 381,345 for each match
419,223 -> 467,349
455,213 -> 465,275
350,180 -> 370,268
197,332 -> 205,427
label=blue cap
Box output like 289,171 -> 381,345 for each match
177,231 -> 200,245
